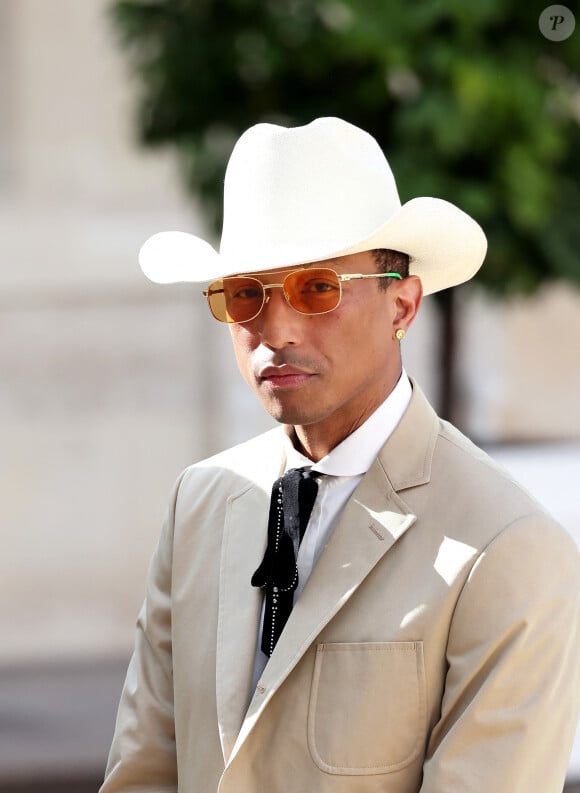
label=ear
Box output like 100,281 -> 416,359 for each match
391,275 -> 423,335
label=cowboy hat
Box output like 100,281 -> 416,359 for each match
139,117 -> 487,295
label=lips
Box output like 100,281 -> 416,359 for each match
258,365 -> 315,388
259,365 -> 313,378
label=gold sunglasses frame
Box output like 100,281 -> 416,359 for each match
203,267 -> 403,324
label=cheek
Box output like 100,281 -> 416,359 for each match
326,298 -> 387,346
229,327 -> 256,379
329,299 -> 393,368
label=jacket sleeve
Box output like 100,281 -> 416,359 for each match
99,473 -> 185,793
420,513 -> 580,793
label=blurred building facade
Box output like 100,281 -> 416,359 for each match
0,0 -> 578,785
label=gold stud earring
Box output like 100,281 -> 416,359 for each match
395,328 -> 406,341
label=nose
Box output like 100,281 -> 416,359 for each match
255,285 -> 304,349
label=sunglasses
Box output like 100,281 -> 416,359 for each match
203,267 -> 402,324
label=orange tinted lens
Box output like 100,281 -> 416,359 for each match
207,276 -> 264,323
285,268 -> 341,314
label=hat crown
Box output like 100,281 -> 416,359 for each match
138,116 -> 487,292
220,117 -> 401,267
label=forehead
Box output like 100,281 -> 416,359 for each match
232,251 -> 377,279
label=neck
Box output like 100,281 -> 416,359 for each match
290,413 -> 367,462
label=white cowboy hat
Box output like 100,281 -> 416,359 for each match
139,117 -> 487,295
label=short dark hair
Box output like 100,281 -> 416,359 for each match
372,249 -> 410,290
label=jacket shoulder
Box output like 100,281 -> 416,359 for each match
172,427 -> 284,511
432,419 -> 577,549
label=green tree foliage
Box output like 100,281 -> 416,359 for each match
111,0 -> 580,297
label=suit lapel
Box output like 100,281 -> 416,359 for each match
215,439 -> 285,763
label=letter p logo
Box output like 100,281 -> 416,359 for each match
539,5 -> 576,40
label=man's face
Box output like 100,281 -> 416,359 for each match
228,251 -> 422,455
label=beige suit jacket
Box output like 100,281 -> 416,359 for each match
101,384 -> 580,793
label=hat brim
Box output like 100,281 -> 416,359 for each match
139,196 -> 487,296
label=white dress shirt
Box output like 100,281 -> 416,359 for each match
251,372 -> 412,689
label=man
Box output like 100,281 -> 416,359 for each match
101,117 -> 580,793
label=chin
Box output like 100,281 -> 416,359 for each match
260,398 -> 329,427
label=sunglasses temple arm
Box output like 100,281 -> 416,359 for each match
339,272 -> 402,282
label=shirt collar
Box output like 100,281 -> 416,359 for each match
283,371 -> 412,477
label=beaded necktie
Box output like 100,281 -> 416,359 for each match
251,467 -> 321,656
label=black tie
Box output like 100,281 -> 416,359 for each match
251,468 -> 321,656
